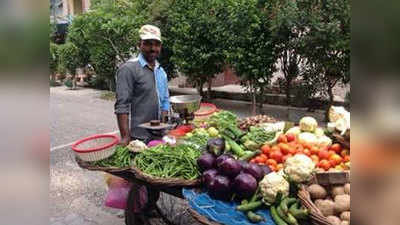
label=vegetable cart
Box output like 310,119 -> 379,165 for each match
73,103 -> 350,225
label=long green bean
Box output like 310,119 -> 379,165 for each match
133,144 -> 201,180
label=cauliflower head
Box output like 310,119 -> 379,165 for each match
299,117 -> 318,132
298,132 -> 318,145
127,140 -> 147,153
285,126 -> 302,136
284,154 -> 315,183
259,172 -> 290,205
316,135 -> 332,146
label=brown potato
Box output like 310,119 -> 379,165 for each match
340,211 -> 350,221
307,184 -> 327,199
334,194 -> 350,213
315,199 -> 335,217
331,185 -> 345,198
344,183 -> 350,194
327,216 -> 341,225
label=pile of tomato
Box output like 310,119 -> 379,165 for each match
250,133 -> 350,172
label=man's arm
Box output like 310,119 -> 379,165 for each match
114,65 -> 134,146
160,68 -> 170,123
116,114 -> 130,146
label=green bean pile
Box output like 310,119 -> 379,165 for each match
93,146 -> 132,167
133,144 -> 201,180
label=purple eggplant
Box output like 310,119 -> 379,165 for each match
202,169 -> 219,188
218,158 -> 242,178
216,154 -> 234,168
197,153 -> 216,172
208,175 -> 232,200
207,138 -> 225,156
260,165 -> 272,176
233,173 -> 258,198
242,163 -> 264,181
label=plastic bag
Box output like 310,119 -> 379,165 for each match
104,176 -> 132,210
103,174 -> 148,212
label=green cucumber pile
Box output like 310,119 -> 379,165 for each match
270,197 -> 309,225
133,144 -> 201,180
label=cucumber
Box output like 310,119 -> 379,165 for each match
247,211 -> 264,223
277,205 -> 298,225
289,202 -> 309,220
239,150 -> 261,161
280,197 -> 297,214
271,206 -> 288,225
236,201 -> 263,211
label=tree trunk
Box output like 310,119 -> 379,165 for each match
251,81 -> 257,116
285,79 -> 291,106
72,75 -> 77,90
325,83 -> 335,122
197,79 -> 204,98
207,76 -> 212,100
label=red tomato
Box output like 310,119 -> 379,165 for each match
329,154 -> 343,166
266,159 -> 278,167
278,134 -> 288,143
261,144 -> 271,155
319,159 -> 331,171
249,159 -> 256,163
286,133 -> 296,142
318,150 -> 330,160
343,155 -> 350,162
271,145 -> 281,152
270,151 -> 283,163
330,143 -> 342,154
277,164 -> 284,171
278,143 -> 291,154
260,154 -> 268,161
310,155 -> 319,164
310,146 -> 320,155
269,165 -> 278,172
328,150 -> 336,158
302,142 -> 313,150
303,148 -> 312,156
282,154 -> 293,162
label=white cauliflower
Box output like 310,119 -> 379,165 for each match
299,116 -> 318,132
259,172 -> 290,205
314,127 -> 325,137
127,140 -> 147,153
285,126 -> 302,136
316,135 -> 333,146
298,132 -> 318,145
284,154 -> 315,183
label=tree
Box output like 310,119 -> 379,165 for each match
298,0 -> 350,119
49,42 -> 59,81
263,0 -> 305,105
67,0 -> 146,91
58,42 -> 81,89
166,0 -> 227,99
222,0 -> 277,115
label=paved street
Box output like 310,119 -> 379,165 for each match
50,86 -> 325,225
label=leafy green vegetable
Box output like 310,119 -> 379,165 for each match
183,130 -> 210,148
133,144 -> 201,180
208,110 -> 238,130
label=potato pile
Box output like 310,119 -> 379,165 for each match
307,183 -> 350,225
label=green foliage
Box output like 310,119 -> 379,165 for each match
297,0 -> 351,103
221,0 -> 277,113
167,0 -> 227,96
262,0 -> 304,105
67,0 -> 147,90
49,42 -> 59,75
58,42 -> 81,75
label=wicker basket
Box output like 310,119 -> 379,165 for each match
75,156 -> 200,188
71,134 -> 119,162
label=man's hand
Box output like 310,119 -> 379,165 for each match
118,136 -> 131,147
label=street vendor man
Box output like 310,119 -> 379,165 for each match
114,24 -> 170,146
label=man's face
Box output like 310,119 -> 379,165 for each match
139,39 -> 161,63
